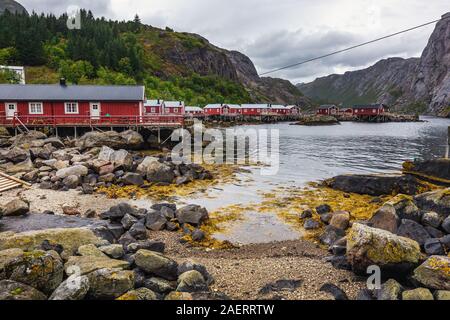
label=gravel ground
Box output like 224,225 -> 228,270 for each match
1,186 -> 367,300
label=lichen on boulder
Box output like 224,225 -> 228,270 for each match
413,255 -> 450,290
347,223 -> 421,275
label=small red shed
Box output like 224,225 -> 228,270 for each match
145,99 -> 164,115
164,101 -> 185,115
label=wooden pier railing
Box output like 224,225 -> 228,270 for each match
0,113 -> 184,128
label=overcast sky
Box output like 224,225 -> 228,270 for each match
20,0 -> 450,83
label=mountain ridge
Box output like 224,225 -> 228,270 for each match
298,13 -> 450,115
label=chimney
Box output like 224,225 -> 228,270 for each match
179,101 -> 182,106
157,99 -> 160,104
60,78 -> 67,86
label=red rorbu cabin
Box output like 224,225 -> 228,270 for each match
185,106 -> 205,118
317,105 -> 338,116
241,104 -> 270,116
145,99 -> 164,115
204,104 -> 232,116
0,82 -> 146,127
287,105 -> 301,115
271,105 -> 291,115
352,104 -> 389,116
164,101 -> 185,115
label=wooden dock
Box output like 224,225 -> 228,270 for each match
0,171 -> 31,192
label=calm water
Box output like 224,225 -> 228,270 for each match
166,117 -> 450,244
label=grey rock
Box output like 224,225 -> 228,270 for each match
144,277 -> 176,294
49,276 -> 90,300
422,211 -> 442,228
121,214 -> 138,230
0,280 -> 47,300
424,238 -> 445,255
3,199 -> 29,217
177,270 -> 208,293
316,204 -> 331,215
304,219 -> 320,230
134,250 -> 178,280
176,205 -> 209,226
397,219 -> 431,246
121,172 -> 144,186
145,210 -> 166,231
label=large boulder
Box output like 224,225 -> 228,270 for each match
397,219 -> 431,246
176,205 -> 209,226
56,165 -> 88,179
177,270 -> 208,293
368,205 -> 399,233
87,268 -> 135,299
403,159 -> 450,183
1,147 -> 29,163
121,172 -> 144,186
376,279 -> 403,300
134,250 -> 178,280
414,189 -> 450,217
2,250 -> 64,295
76,131 -> 144,150
388,196 -> 422,222
347,223 -> 421,275
413,256 -> 450,290
0,280 -> 47,300
3,158 -> 34,174
120,130 -> 144,149
110,150 -> 133,170
64,256 -> 129,275
76,131 -> 127,150
116,288 -> 157,300
2,199 -> 29,217
49,275 -> 90,300
0,228 -> 104,255
325,174 -> 425,196
144,160 -> 175,183
9,131 -> 47,146
402,288 -> 434,300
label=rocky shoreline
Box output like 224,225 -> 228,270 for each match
0,130 -> 449,300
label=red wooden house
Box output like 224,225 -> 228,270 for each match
204,104 -> 231,116
317,105 -> 338,116
287,105 -> 301,115
144,99 -> 164,115
164,101 -> 185,115
0,82 -> 146,127
241,104 -> 270,116
352,104 -> 389,116
271,105 -> 291,115
228,104 -> 242,115
185,106 -> 205,118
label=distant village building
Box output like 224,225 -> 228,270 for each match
352,104 -> 389,116
185,106 -> 204,117
317,104 -> 338,116
144,99 -> 164,114
164,101 -> 185,115
0,66 -> 26,84
241,104 -> 271,116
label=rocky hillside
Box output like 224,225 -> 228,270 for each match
0,2 -> 305,105
0,0 -> 27,15
298,13 -> 450,115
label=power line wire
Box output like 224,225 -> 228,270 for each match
259,15 -> 449,76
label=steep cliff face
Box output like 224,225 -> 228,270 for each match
0,0 -> 28,15
143,28 -> 305,104
298,13 -> 450,115
410,12 -> 450,115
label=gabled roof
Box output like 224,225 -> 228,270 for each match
227,104 -> 241,109
185,106 -> 203,112
0,84 -> 145,101
286,105 -> 300,109
352,104 -> 386,109
165,101 -> 184,107
241,104 -> 270,109
204,104 -> 224,109
319,104 -> 337,109
145,99 -> 164,106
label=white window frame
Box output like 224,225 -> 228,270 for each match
65,102 -> 79,114
28,102 -> 43,115
150,107 -> 156,113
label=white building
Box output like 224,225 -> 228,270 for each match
0,66 -> 26,84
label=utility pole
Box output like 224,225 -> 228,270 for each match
447,126 -> 450,158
